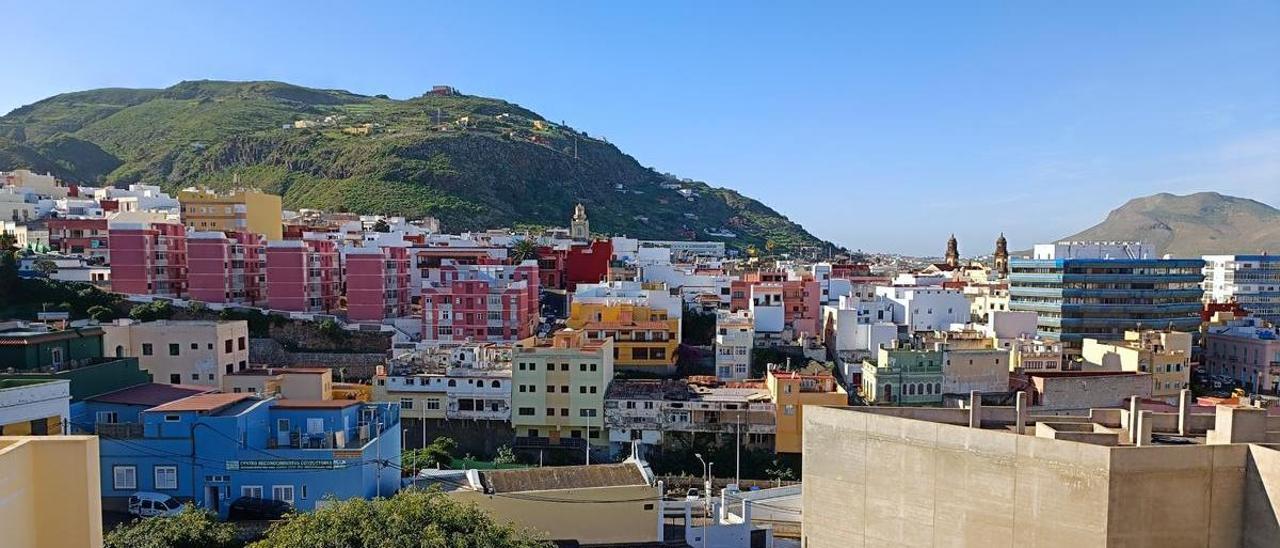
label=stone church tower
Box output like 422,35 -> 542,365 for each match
994,233 -> 1009,278
945,234 -> 959,268
570,203 -> 590,241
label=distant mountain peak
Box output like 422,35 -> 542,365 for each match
1062,192 -> 1280,257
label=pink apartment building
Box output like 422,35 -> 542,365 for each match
108,218 -> 187,297
344,245 -> 412,322
187,231 -> 266,305
1204,317 -> 1280,394
265,238 -> 341,313
421,259 -> 540,341
730,270 -> 821,337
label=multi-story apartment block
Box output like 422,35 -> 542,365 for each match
178,187 -> 283,240
821,294 -> 899,359
344,245 -> 412,322
1009,242 -> 1204,353
96,393 -> 400,517
373,368 -> 511,424
730,271 -> 821,337
714,310 -> 754,380
1009,335 -> 1065,372
766,367 -> 847,454
107,216 -> 187,297
101,319 -> 250,387
1081,329 -> 1192,399
511,330 -> 614,452
874,285 -> 970,333
603,379 -> 775,455
1202,254 -> 1280,324
187,231 -> 266,305
421,260 -> 540,341
568,301 -> 679,375
46,218 -> 110,262
1204,316 -> 1280,393
266,238 -> 341,313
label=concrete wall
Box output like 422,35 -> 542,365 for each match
803,406 -> 1112,548
1106,444 -> 1247,547
0,436 -> 102,548
1243,445 -> 1280,548
451,484 -> 659,545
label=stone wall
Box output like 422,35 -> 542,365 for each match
402,417 -> 515,460
249,338 -> 386,379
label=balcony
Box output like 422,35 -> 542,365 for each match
96,422 -> 144,439
513,436 -> 588,449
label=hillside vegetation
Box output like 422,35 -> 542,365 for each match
0,80 -> 833,253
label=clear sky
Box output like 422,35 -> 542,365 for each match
2,1 -> 1277,255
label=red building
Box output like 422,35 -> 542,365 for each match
730,270 -> 822,337
421,260 -> 540,341
344,245 -> 412,322
108,218 -> 187,297
536,240 -> 612,291
265,238 -> 341,313
47,218 -> 110,262
187,231 -> 266,305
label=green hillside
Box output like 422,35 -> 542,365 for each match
0,80 -> 834,253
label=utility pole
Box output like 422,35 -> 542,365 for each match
376,420 -> 383,498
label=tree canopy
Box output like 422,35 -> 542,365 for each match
249,489 -> 550,548
105,505 -> 239,548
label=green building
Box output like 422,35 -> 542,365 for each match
0,323 -> 105,370
861,347 -> 944,405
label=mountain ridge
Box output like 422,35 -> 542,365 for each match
0,80 -> 836,253
1058,191 -> 1280,257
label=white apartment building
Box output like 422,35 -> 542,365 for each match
874,285 -> 970,333
1202,254 -> 1280,324
714,310 -> 754,380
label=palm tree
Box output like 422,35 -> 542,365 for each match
510,238 -> 538,263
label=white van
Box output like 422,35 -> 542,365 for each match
127,492 -> 183,517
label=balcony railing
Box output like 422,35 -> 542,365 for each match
513,436 -> 589,449
96,422 -> 144,439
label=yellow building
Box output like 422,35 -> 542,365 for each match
434,460 -> 660,546
767,368 -> 847,454
568,302 -> 678,374
372,373 -> 448,420
0,435 -> 103,548
512,330 -> 614,449
222,367 -> 368,400
102,319 -> 251,388
178,186 -> 283,239
1081,329 -> 1192,398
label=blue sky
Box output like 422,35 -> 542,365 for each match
2,1 -> 1277,255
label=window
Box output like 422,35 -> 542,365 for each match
169,343 -> 180,356
301,485 -> 308,500
225,340 -> 233,353
580,386 -> 587,394
97,411 -> 118,424
546,408 -> 555,416
115,345 -> 125,357
242,485 -> 263,499
560,363 -> 569,371
238,336 -> 246,351
164,414 -> 181,422
518,407 -> 535,416
169,373 -> 180,384
400,398 -> 414,410
560,385 -> 569,393
113,466 -> 137,490
154,466 -> 178,490
426,399 -> 441,410
191,373 -> 200,381
272,485 -> 295,505
784,404 -> 796,416
590,386 -> 597,394
190,343 -> 199,350
142,343 -> 154,356
560,408 -> 569,417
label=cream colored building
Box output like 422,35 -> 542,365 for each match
0,188 -> 36,223
178,187 -> 283,240
102,319 -> 250,387
512,330 -> 614,448
427,460 -> 661,545
221,367 -> 355,400
1081,330 -> 1192,398
803,395 -> 1280,548
0,435 -> 102,548
2,169 -> 67,199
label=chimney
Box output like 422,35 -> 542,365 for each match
1177,389 -> 1192,436
968,391 -> 983,428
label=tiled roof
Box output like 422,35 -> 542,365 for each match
146,393 -> 252,413
482,462 -> 648,493
88,383 -> 215,407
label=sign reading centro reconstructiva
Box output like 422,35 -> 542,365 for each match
226,459 -> 348,471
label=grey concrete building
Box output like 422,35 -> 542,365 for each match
802,392 -> 1280,547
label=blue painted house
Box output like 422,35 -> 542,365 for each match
97,392 -> 400,517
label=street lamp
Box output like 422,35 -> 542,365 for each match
694,451 -> 712,543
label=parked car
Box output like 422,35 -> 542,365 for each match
127,492 -> 183,518
227,496 -> 293,521
685,488 -> 700,501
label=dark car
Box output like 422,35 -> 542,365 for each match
227,496 -> 292,521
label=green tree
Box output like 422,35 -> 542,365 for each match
250,489 -> 549,548
681,306 -> 716,346
372,218 -> 390,232
493,444 -> 519,465
105,505 -> 240,548
129,300 -> 174,322
0,231 -> 15,251
317,318 -> 343,340
33,258 -> 57,276
509,238 -> 538,263
0,251 -> 18,303
403,436 -> 457,470
765,457 -> 796,487
86,305 -> 117,322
